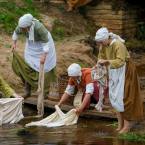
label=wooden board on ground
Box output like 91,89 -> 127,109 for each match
24,96 -> 117,119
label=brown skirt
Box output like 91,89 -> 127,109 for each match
122,59 -> 144,121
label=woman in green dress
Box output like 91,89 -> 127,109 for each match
11,13 -> 56,98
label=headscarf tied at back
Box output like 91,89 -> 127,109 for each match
67,63 -> 82,77
18,14 -> 38,42
95,27 -> 125,43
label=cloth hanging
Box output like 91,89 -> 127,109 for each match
73,90 -> 83,108
37,64 -> 44,117
25,105 -> 78,128
0,98 -> 24,125
109,64 -> 126,112
91,64 -> 108,112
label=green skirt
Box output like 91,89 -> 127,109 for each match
12,51 -> 56,94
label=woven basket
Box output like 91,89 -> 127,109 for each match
58,74 -> 69,97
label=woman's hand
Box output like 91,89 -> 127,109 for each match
98,59 -> 110,65
40,53 -> 47,64
74,108 -> 83,116
11,41 -> 17,52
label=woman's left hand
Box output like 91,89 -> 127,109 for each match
98,59 -> 110,65
74,108 -> 83,116
40,54 -> 47,64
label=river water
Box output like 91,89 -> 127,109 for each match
0,105 -> 144,145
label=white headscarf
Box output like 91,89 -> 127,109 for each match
18,14 -> 33,28
95,27 -> 125,43
18,13 -> 37,42
95,27 -> 109,42
67,63 -> 82,77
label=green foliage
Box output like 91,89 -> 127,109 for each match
136,22 -> 145,40
118,132 -> 145,142
125,39 -> 145,50
51,19 -> 65,41
106,122 -> 118,127
0,0 -> 39,33
51,27 -> 65,41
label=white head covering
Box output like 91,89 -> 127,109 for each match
67,63 -> 82,77
18,14 -> 33,28
18,13 -> 38,42
95,27 -> 109,42
95,27 -> 125,43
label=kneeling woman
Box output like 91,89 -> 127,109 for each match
95,27 -> 143,133
57,63 -> 107,115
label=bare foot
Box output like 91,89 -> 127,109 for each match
118,127 -> 130,134
116,126 -> 123,131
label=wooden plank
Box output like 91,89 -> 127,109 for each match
92,18 -> 123,25
24,97 -> 116,119
87,14 -> 123,20
87,9 -> 124,16
95,22 -> 123,29
87,3 -> 112,10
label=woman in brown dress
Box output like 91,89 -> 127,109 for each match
95,27 -> 143,133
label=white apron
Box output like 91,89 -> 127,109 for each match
109,64 -> 126,112
24,32 -> 56,72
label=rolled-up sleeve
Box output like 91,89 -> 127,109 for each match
12,26 -> 21,41
65,85 -> 75,96
85,83 -> 94,94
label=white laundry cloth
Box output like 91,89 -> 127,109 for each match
0,98 -> 24,125
109,64 -> 126,112
25,105 -> 78,128
73,91 -> 83,108
91,64 -> 108,112
37,63 -> 44,117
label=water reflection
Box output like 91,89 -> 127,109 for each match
113,138 -> 145,145
0,105 -> 143,145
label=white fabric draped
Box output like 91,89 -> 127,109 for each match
0,98 -> 24,125
25,105 -> 78,128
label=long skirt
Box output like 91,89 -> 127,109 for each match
122,59 -> 143,121
12,51 -> 56,95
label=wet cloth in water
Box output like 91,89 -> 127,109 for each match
12,51 -> 56,92
0,98 -> 24,125
25,105 -> 78,128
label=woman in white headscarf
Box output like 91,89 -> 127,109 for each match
57,63 -> 108,115
12,14 -> 56,98
95,27 -> 143,133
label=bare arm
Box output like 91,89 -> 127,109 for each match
57,92 -> 70,106
12,40 -> 17,51
75,93 -> 91,115
40,52 -> 48,64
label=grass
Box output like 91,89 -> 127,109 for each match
118,132 -> 145,142
51,19 -> 65,41
126,39 -> 145,50
106,121 -> 118,128
0,0 -> 39,33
